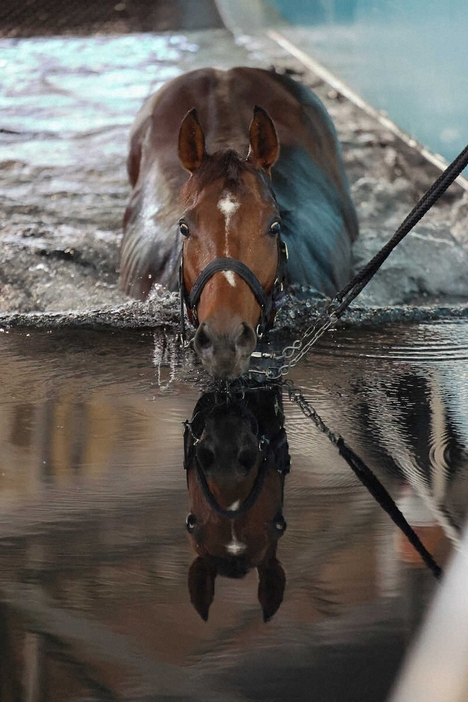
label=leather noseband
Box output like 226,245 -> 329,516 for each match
179,238 -> 288,340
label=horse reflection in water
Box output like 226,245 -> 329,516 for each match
183,383 -> 290,621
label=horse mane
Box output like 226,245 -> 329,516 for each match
180,149 -> 263,208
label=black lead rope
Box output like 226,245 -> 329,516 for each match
336,439 -> 442,579
276,151 -> 468,577
332,143 -> 468,317
286,382 -> 443,580
296,147 -> 468,575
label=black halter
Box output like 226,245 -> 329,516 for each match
179,237 -> 288,341
184,386 -> 290,520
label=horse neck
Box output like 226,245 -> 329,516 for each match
203,70 -> 249,155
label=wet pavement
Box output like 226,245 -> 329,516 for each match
0,321 -> 466,700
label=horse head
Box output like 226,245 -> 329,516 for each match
178,106 -> 286,379
184,385 -> 289,621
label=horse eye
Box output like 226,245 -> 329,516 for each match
269,220 -> 281,236
179,221 -> 190,237
186,513 -> 197,533
274,514 -> 287,534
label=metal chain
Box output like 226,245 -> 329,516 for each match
284,380 -> 341,443
250,142 -> 468,380
250,305 -> 339,379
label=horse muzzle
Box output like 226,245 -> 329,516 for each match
193,320 -> 257,379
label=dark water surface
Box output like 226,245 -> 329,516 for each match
1,322 -> 467,701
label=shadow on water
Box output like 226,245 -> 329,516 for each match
0,323 -> 467,700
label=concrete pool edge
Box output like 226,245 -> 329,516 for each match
2,301 -> 468,332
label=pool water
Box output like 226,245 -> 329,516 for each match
0,321 -> 466,701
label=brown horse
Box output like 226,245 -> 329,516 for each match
183,384 -> 290,621
121,67 -> 358,378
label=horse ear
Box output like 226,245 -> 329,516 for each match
257,556 -> 286,622
248,105 -> 280,173
178,108 -> 207,173
188,556 -> 217,621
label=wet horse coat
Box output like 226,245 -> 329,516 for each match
121,67 -> 358,376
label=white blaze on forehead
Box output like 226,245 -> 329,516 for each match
217,191 -> 240,259
218,191 -> 240,222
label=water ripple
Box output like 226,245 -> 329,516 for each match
313,322 -> 468,362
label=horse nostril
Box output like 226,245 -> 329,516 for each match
234,322 -> 257,354
194,322 -> 213,352
237,447 -> 257,474
193,320 -> 256,379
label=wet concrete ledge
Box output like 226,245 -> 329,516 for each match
2,299 -> 468,334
